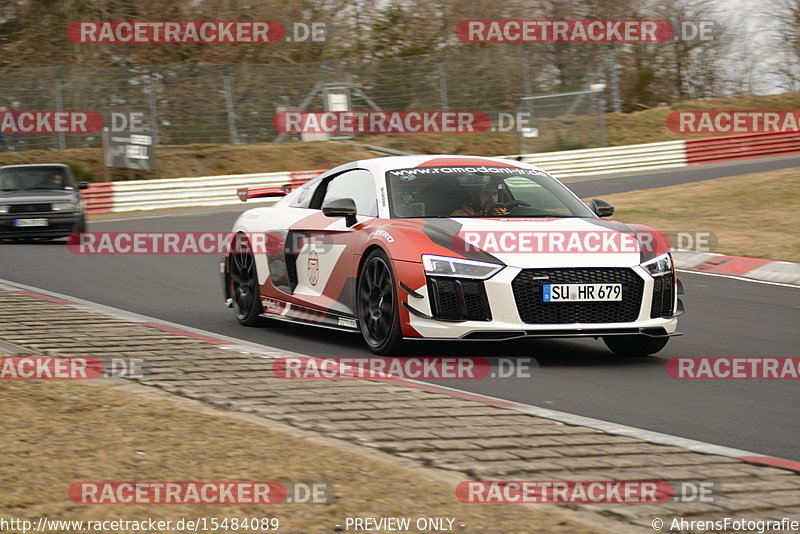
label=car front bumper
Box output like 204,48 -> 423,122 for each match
0,212 -> 84,238
399,263 -> 681,340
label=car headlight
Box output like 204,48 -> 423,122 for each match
52,202 -> 75,212
0,205 -> 8,214
422,254 -> 503,279
641,253 -> 673,277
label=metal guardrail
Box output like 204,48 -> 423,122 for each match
84,172 -> 291,213
82,131 -> 800,214
685,130 -> 800,164
81,183 -> 114,213
516,140 -> 688,177
111,172 -> 292,212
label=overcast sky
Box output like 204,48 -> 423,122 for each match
719,0 -> 791,93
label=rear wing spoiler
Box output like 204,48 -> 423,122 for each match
237,183 -> 293,202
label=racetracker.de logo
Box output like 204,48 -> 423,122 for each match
0,111 -> 103,134
0,356 -> 144,379
0,356 -> 104,379
273,111 -> 492,135
456,20 -> 674,43
68,21 -> 286,43
666,357 -> 800,379
456,481 -> 675,503
69,482 -> 332,504
67,232 -> 288,255
454,230 -> 671,255
273,356 -> 496,380
70,482 -> 283,504
667,111 -> 800,134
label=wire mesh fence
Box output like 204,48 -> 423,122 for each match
0,47 -> 610,153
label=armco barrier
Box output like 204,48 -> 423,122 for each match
85,170 -> 325,214
685,130 -> 800,164
82,182 -> 114,214
518,140 -> 688,178
111,172 -> 291,213
82,130 -> 800,213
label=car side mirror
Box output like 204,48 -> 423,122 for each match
590,198 -> 614,218
322,197 -> 358,226
78,182 -> 90,190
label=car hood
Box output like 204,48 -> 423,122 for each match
394,217 -> 668,268
0,190 -> 75,204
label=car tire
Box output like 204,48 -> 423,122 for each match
357,249 -> 404,355
229,234 -> 268,327
603,335 -> 669,357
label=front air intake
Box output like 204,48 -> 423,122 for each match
427,277 -> 491,321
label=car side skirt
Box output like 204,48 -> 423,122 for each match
257,297 -> 360,333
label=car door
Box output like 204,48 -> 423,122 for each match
288,168 -> 379,316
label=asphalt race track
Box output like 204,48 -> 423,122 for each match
1,158 -> 798,461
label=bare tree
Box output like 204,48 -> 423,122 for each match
768,0 -> 800,90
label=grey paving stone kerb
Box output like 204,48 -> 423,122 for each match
744,261 -> 800,285
1,289 -> 798,528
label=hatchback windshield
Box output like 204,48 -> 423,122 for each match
386,165 -> 595,218
0,167 -> 73,191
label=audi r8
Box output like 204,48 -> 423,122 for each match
221,155 -> 683,356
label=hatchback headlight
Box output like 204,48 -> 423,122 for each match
422,254 -> 503,279
52,202 -> 75,212
641,253 -> 673,277
0,205 -> 8,214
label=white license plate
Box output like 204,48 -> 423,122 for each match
13,218 -> 49,227
543,283 -> 622,302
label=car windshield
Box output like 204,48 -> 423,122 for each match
385,165 -> 595,219
0,167 -> 73,191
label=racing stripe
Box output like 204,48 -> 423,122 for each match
420,218 -> 504,265
416,157 -> 519,168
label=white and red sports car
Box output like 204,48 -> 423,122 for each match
221,155 -> 683,356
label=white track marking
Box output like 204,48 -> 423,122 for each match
678,269 -> 800,288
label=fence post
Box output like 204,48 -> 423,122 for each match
223,66 -> 239,145
147,66 -> 160,145
607,45 -> 622,113
596,90 -> 608,147
438,52 -> 448,111
519,46 -> 535,155
54,67 -> 66,150
522,45 -> 533,117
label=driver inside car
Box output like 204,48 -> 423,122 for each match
451,183 -> 509,216
43,173 -> 65,189
0,177 -> 16,191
